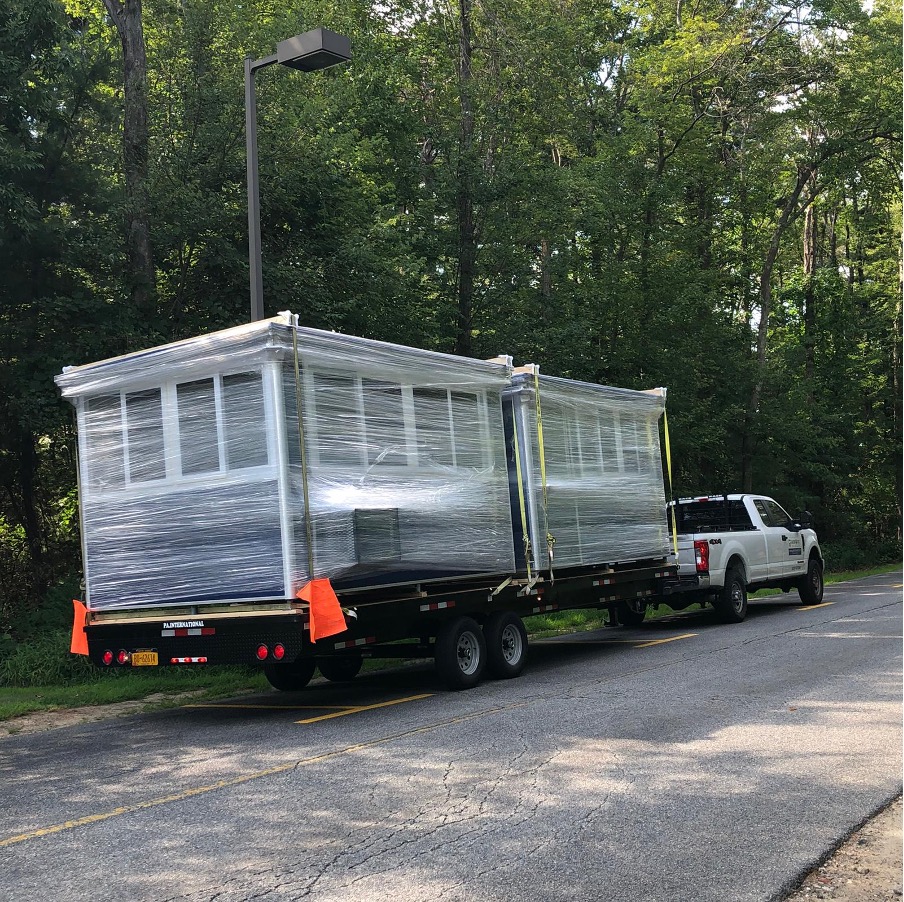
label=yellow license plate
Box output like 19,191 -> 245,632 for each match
132,651 -> 158,667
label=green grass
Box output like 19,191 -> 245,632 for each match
1,562 -> 898,724
825,561 -> 900,584
0,667 -> 267,723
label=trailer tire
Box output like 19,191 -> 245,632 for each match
263,657 -> 316,692
483,612 -> 528,679
615,600 -> 647,628
797,556 -> 824,605
317,653 -> 363,683
714,567 -> 748,623
435,616 -> 486,690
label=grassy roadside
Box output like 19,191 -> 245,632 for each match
0,669 -> 268,723
1,562 -> 899,723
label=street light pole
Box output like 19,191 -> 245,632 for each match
244,29 -> 351,322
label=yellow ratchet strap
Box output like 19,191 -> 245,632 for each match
292,324 -> 316,578
663,407 -> 679,559
533,369 -> 556,579
512,416 -> 533,582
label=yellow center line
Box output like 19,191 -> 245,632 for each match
537,638 -> 638,646
797,602 -> 835,610
633,633 -> 697,648
184,703 -> 351,711
537,634 -> 697,649
296,693 -> 432,724
0,697 -> 524,850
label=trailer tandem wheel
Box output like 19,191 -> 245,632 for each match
263,657 -> 317,691
435,616 -> 486,690
483,611 -> 528,679
317,653 -> 363,683
615,599 -> 648,628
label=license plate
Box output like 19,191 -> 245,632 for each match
132,651 -> 158,667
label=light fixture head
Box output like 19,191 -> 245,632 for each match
277,28 -> 351,72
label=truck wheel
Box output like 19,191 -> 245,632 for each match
435,616 -> 486,690
483,612 -> 528,679
615,600 -> 647,628
263,657 -> 316,691
317,653 -> 363,683
798,557 -> 824,605
714,568 -> 748,623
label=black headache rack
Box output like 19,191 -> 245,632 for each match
84,557 -> 678,668
672,495 -> 756,535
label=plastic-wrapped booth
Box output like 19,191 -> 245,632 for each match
55,314 -> 517,611
504,370 -> 669,573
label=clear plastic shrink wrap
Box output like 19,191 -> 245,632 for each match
55,314 -> 517,611
504,371 -> 669,571
56,315 -> 670,614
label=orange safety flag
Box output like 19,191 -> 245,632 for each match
70,599 -> 89,655
296,579 -> 347,643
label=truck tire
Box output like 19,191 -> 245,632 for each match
483,612 -> 528,679
615,600 -> 647,628
435,616 -> 486,690
798,557 -> 824,605
714,568 -> 748,623
263,657 -> 316,691
317,653 -> 363,682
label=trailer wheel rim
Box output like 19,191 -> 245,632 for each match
500,624 -> 523,665
457,630 -> 481,676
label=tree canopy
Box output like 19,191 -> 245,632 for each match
0,0 -> 900,633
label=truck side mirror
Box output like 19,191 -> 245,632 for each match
797,511 -> 812,529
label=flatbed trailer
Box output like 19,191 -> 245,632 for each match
83,557 -> 678,689
60,314 -> 679,691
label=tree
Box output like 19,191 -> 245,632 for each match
101,0 -> 156,316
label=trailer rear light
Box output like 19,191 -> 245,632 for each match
117,650 -> 130,665
170,657 -> 208,664
694,539 -> 710,573
102,650 -> 114,666
273,643 -> 286,661
255,644 -> 269,661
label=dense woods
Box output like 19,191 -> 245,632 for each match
0,0 -> 900,637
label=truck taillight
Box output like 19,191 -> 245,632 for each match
102,650 -> 114,666
117,649 -> 130,665
273,644 -> 286,661
255,644 -> 269,661
694,540 -> 710,574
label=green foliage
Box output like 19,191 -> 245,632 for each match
0,0 -> 899,645
0,630 -> 96,687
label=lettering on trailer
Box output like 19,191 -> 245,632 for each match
161,627 -> 215,637
162,620 -> 205,629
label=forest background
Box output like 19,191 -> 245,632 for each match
0,0 -> 900,644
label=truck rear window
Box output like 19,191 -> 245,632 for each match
674,500 -> 753,533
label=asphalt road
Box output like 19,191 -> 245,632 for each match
1,572 -> 901,902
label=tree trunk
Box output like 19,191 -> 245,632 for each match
102,0 -> 155,315
802,173 -> 818,393
454,0 -> 476,357
741,164 -> 813,490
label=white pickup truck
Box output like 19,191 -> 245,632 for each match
620,494 -> 824,626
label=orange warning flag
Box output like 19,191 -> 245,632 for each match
70,599 -> 89,655
296,579 -> 347,643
